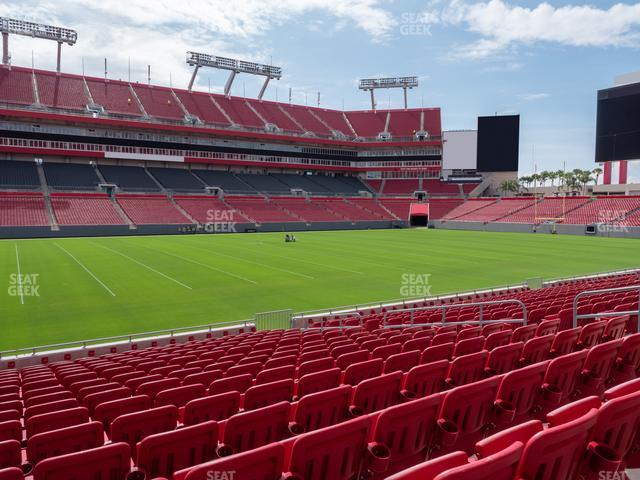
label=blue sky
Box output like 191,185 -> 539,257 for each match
1,0 -> 639,178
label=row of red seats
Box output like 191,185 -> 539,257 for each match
0,316 -> 637,479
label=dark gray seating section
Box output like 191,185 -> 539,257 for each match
43,162 -> 100,190
148,167 -> 205,192
0,160 -> 40,189
309,175 -> 370,194
271,174 -> 331,193
98,165 -> 159,191
235,173 -> 290,193
193,170 -> 255,193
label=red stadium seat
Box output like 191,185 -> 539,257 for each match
26,421 -> 104,466
135,421 -> 218,479
154,384 -> 206,409
31,442 -> 131,480
352,371 -> 404,414
611,333 -> 640,384
520,334 -> 553,365
24,399 -> 78,421
296,368 -> 341,399
437,376 -> 501,455
110,405 -> 179,461
183,391 -> 240,426
243,379 -> 294,410
220,401 -> 296,456
383,350 -> 420,374
420,343 -> 454,364
549,327 -> 581,357
336,351 -> 370,370
535,318 -> 560,336
298,357 -> 335,378
0,468 -> 23,480
385,451 -> 468,480
285,416 -> 371,480
0,422 -> 21,444
0,441 -> 20,470
485,342 -> 523,375
541,350 -> 588,414
453,337 -> 484,357
368,393 -> 444,478
209,373 -> 253,395
580,339 -> 623,397
255,365 -> 295,384
173,443 -> 284,480
495,361 -> 548,426
577,321 -> 606,349
343,359 -> 383,386
93,395 -> 152,434
484,331 -> 511,351
136,378 -> 180,400
293,385 -> 353,432
402,360 -> 448,398
25,407 -> 89,438
446,351 -> 488,387
182,369 -> 223,387
511,324 -> 536,343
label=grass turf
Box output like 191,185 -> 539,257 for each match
1,228 -> 639,351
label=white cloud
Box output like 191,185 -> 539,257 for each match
0,0 -> 395,90
424,0 -> 640,59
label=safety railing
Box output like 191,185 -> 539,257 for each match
572,285 -> 640,330
381,299 -> 528,329
0,319 -> 254,360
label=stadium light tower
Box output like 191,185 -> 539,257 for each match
186,51 -> 282,99
0,17 -> 77,72
358,76 -> 418,110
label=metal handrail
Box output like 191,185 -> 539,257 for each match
0,319 -> 253,360
572,285 -> 640,330
382,319 -> 525,329
382,299 -> 528,327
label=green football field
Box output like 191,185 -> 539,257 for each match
1,228 -> 639,352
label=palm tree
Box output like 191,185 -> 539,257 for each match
539,171 -> 550,187
555,170 -> 565,190
519,176 -> 532,189
499,179 -> 520,196
592,167 -> 603,186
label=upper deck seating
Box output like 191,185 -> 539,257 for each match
86,79 -> 142,116
132,85 -> 184,120
35,72 -> 88,110
0,67 -> 34,105
345,111 -> 387,137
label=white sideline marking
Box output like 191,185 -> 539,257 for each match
145,245 -> 258,285
92,242 -> 193,290
15,244 -> 24,305
186,243 -> 315,280
55,243 -> 116,297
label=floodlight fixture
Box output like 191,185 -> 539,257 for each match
358,76 -> 418,109
0,17 -> 77,72
186,51 -> 282,99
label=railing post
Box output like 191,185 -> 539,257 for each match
479,304 -> 484,326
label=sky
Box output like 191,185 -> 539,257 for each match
1,0 -> 639,179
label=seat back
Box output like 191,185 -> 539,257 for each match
446,351 -> 489,387
384,451 -> 467,480
484,331 -> 511,351
438,376 -> 501,455
544,350 -> 588,403
175,443 -> 284,480
517,409 -> 599,480
453,337 -> 485,358
486,342 -> 523,375
604,315 -> 629,341
26,421 -> 104,465
343,359 -> 383,386
521,334 -> 553,365
294,385 -> 352,432
110,405 -> 178,461
0,441 -> 20,470
243,379 -> 294,410
31,442 -> 131,480
93,395 -> 152,434
209,374 -> 253,395
578,321 -> 606,349
535,319 -> 560,337
435,442 -> 524,480
0,467 -> 23,480
136,421 -> 218,477
155,384 -> 207,409
582,339 -> 623,388
403,360 -> 449,398
420,343 -> 454,364
511,325 -> 536,343
352,371 -> 403,414
496,361 -> 548,423
183,391 -> 240,426
25,407 -> 89,438
370,393 -> 444,476
550,327 -> 580,357
286,416 -> 371,480
383,351 -> 420,374
255,365 -> 296,385
296,368 -> 341,399
222,401 -> 292,455
136,378 -> 181,399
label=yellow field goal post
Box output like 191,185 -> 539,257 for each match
534,193 -> 570,225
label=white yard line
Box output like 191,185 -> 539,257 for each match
184,243 -> 315,280
144,245 -> 258,285
92,242 -> 193,290
14,244 -> 24,305
55,243 -> 116,296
